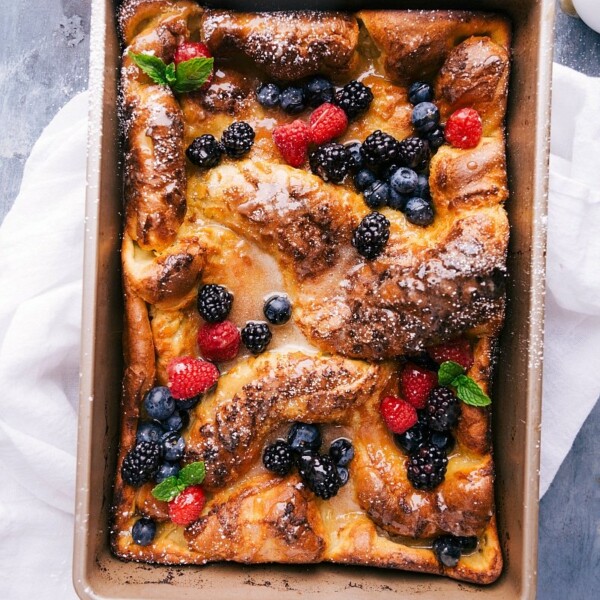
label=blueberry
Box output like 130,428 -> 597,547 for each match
382,163 -> 400,181
427,126 -> 445,150
388,188 -> 410,212
143,387 -> 175,421
132,517 -> 156,546
156,461 -> 180,483
458,536 -> 478,553
408,81 -> 434,105
414,174 -> 430,199
430,431 -> 455,453
280,86 -> 306,114
412,102 -> 440,134
263,295 -> 292,325
336,465 -> 349,486
288,422 -> 322,454
136,421 -> 164,444
162,410 -> 189,433
256,82 -> 281,108
354,168 -> 377,192
432,535 -> 462,567
304,76 -> 334,107
329,438 -> 354,466
404,197 -> 435,227
345,142 -> 364,172
394,419 -> 429,454
162,432 -> 185,461
176,396 -> 200,411
363,180 -> 390,209
390,167 -> 418,194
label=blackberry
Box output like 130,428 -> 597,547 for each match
425,386 -> 461,431
304,76 -> 334,107
406,443 -> 448,490
280,85 -> 306,114
329,438 -> 354,466
221,121 -> 255,157
288,422 -> 322,454
334,80 -> 374,119
345,141 -> 364,171
352,212 -> 390,260
398,136 -> 430,170
256,82 -> 281,108
309,143 -> 352,183
186,134 -> 223,169
263,440 -> 294,476
363,180 -> 390,209
241,320 -> 272,354
408,81 -> 434,105
432,535 -> 478,567
197,284 -> 233,323
121,441 -> 162,487
360,130 -> 400,169
404,197 -> 435,227
299,453 -> 342,499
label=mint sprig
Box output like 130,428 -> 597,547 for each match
438,361 -> 491,407
151,461 -> 206,502
129,51 -> 214,94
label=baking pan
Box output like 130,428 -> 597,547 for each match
74,0 -> 553,598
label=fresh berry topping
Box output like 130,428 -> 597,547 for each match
414,174 -> 431,199
427,126 -> 446,150
390,167 -> 418,194
263,440 -> 294,475
412,102 -> 440,133
304,75 -> 335,107
168,484 -> 206,526
256,82 -> 281,108
162,410 -> 189,433
388,188 -> 409,212
430,430 -> 455,453
309,103 -> 348,145
186,134 -> 223,169
280,85 -> 306,114
143,386 -> 175,421
345,141 -> 364,171
354,168 -> 377,191
309,142 -> 352,183
121,441 -> 162,487
240,321 -> 272,354
382,163 -> 401,181
352,212 -> 390,260
427,338 -> 474,370
400,363 -> 438,409
397,136 -> 430,170
136,421 -> 164,444
176,395 -> 200,411
334,80 -> 374,119
336,465 -> 349,486
156,461 -> 180,483
406,443 -> 448,490
167,357 -> 219,400
329,438 -> 354,467
425,386 -> 461,431
174,41 -> 211,64
298,453 -> 341,499
363,180 -> 391,209
380,395 -> 418,434
288,422 -> 322,454
445,108 -> 483,149
408,81 -> 434,105
161,431 -> 186,461
394,416 -> 429,454
404,197 -> 435,227
432,535 -> 477,567
221,121 -> 255,157
197,284 -> 233,323
263,295 -> 292,325
197,320 -> 240,362
131,517 -> 156,546
272,119 -> 311,167
361,130 -> 400,168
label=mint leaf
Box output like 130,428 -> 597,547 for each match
128,51 -> 168,86
172,57 -> 214,94
165,62 -> 177,86
151,476 -> 184,502
453,374 -> 492,407
438,360 -> 465,386
178,461 -> 206,487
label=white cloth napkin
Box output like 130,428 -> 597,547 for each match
0,64 -> 599,598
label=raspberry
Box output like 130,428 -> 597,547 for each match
197,321 -> 240,362
273,119 -> 311,168
263,440 -> 294,476
309,143 -> 352,183
240,321 -> 272,354
173,42 -> 213,90
400,363 -> 438,409
167,357 -> 219,399
406,443 -> 448,490
360,130 -> 400,169
168,485 -> 206,526
352,211 -> 390,260
380,395 -> 418,434
425,386 -> 461,432
221,121 -> 255,157
334,80 -> 374,119
309,103 -> 348,145
397,136 -> 430,170
197,284 -> 233,323
427,338 -> 474,370
445,108 -> 483,149
121,441 -> 162,487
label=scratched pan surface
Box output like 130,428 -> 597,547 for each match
73,0 -> 553,598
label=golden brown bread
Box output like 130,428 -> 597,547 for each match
112,0 -> 511,585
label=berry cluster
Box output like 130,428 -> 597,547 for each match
262,423 -> 354,500
186,121 -> 255,169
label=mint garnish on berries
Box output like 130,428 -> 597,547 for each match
129,52 -> 214,94
151,461 -> 206,502
438,361 -> 491,407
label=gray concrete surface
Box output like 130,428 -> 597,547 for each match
0,1 -> 598,598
